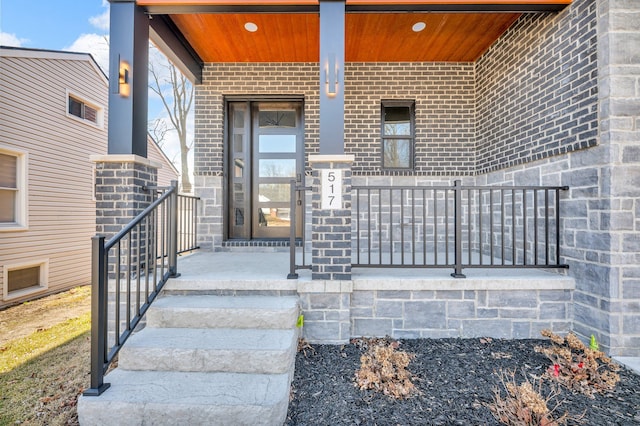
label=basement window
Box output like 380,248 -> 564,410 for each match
3,260 -> 48,301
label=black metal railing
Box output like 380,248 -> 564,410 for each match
353,180 -> 569,277
177,193 -> 200,254
288,179 -> 312,279
84,182 -> 199,396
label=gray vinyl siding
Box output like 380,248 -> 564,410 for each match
0,54 -> 108,307
0,51 -> 178,308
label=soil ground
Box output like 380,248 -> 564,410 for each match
286,338 -> 640,425
0,286 -> 90,347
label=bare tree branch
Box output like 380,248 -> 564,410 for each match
148,47 -> 194,192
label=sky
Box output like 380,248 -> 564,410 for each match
0,0 -> 192,175
1,0 -> 111,71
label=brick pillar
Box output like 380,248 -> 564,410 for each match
92,155 -> 158,235
309,155 -> 354,280
298,155 -> 354,343
91,155 -> 159,277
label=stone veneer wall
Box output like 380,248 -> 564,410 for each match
596,0 -> 640,356
471,0 -> 640,356
349,288 -> 573,340
298,278 -> 575,344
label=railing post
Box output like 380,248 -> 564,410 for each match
451,180 -> 466,278
288,179 -> 299,279
168,180 -> 179,278
84,235 -> 111,396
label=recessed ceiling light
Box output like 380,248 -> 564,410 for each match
412,22 -> 426,32
244,22 -> 258,32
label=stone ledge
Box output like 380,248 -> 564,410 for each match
90,154 -> 161,169
352,276 -> 575,292
164,279 -> 297,292
308,154 -> 355,164
164,276 -> 572,294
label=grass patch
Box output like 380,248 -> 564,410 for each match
0,330 -> 90,425
0,287 -> 92,425
0,312 -> 91,374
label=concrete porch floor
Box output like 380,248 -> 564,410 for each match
171,250 -> 574,284
167,251 -> 639,375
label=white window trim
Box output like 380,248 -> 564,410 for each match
2,259 -> 49,301
65,89 -> 104,129
0,145 -> 28,232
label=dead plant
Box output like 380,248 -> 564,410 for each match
487,369 -> 580,426
297,338 -> 315,357
535,330 -> 620,398
354,337 -> 418,399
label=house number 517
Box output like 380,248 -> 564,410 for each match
321,169 -> 342,210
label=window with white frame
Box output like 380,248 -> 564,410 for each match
0,147 -> 27,230
66,91 -> 103,128
381,100 -> 415,170
3,260 -> 48,301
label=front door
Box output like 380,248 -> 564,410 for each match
227,101 -> 304,240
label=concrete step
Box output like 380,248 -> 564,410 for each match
118,327 -> 297,374
79,294 -> 300,425
77,370 -> 290,426
146,295 -> 300,329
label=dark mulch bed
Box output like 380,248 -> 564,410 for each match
286,338 -> 640,425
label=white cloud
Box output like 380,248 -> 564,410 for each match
0,32 -> 28,47
89,2 -> 110,31
65,33 -> 110,74
61,0 -> 110,75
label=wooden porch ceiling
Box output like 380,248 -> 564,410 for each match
139,0 -> 572,63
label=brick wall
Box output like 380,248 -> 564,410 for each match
310,161 -> 353,280
194,62 -> 477,248
194,62 -> 475,178
194,2 -> 598,180
95,160 -> 157,236
475,0 -> 598,174
345,63 -> 475,176
94,158 -> 158,278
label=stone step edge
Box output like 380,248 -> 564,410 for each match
117,328 -> 298,374
77,370 -> 291,426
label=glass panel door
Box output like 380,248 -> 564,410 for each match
252,103 -> 303,239
227,101 -> 303,240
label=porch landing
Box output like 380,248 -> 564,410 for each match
170,251 -> 574,291
165,251 -> 575,344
